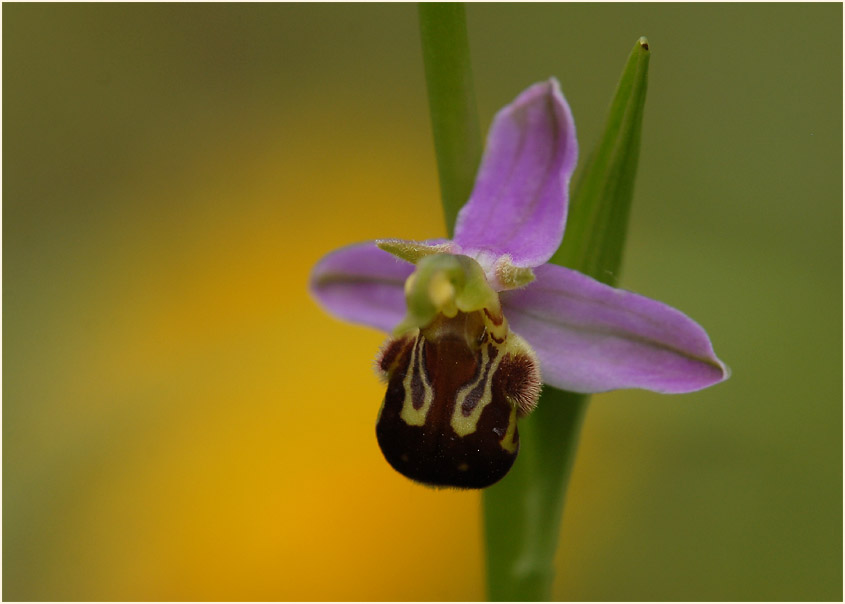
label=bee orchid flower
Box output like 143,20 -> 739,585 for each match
310,78 -> 728,489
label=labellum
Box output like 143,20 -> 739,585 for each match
375,254 -> 540,489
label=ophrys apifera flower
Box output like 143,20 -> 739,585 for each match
310,79 -> 728,489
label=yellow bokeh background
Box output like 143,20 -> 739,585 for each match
4,4 -> 841,601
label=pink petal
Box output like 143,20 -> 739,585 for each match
453,78 -> 578,268
309,242 -> 412,333
502,263 -> 729,394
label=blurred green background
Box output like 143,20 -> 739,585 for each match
4,3 -> 841,601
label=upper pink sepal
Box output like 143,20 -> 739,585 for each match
453,78 -> 578,269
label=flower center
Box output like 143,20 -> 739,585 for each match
394,253 -> 507,342
374,253 -> 542,489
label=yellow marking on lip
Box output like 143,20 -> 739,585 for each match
450,341 -> 504,437
399,336 -> 434,426
499,405 -> 518,453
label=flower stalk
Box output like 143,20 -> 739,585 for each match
417,10 -> 653,600
485,38 -> 650,601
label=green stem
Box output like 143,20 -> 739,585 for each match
483,38 -> 651,601
418,2 -> 482,236
483,391 -> 589,601
416,6 -> 650,598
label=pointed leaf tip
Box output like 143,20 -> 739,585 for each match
552,35 -> 650,285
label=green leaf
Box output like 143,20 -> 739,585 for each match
418,3 -> 483,237
482,37 -> 651,601
553,36 -> 651,286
